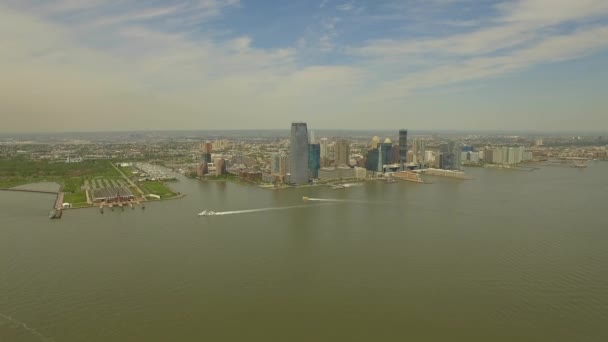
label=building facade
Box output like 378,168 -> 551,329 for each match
399,129 -> 408,169
309,143 -> 321,178
335,139 -> 350,166
290,122 -> 309,185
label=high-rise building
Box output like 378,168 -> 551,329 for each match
380,140 -> 393,166
439,141 -> 461,170
365,149 -> 379,171
391,144 -> 400,164
412,139 -> 426,164
202,153 -> 212,163
336,139 -> 350,166
214,158 -> 226,176
271,153 -> 281,175
399,129 -> 408,169
290,122 -> 309,185
371,136 -> 380,149
196,162 -> 208,177
319,138 -> 329,167
535,138 -> 543,146
310,130 -> 316,144
308,143 -> 321,178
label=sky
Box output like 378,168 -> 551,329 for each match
1,0 -> 607,132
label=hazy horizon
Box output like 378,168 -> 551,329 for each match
1,0 -> 607,132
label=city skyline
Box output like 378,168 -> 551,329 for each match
1,1 -> 608,132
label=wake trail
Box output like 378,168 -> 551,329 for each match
0,312 -> 54,342
213,204 -> 329,216
305,198 -> 391,205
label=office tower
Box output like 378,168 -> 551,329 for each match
214,158 -> 226,176
454,142 -> 462,170
309,143 -> 321,178
290,122 -> 309,185
319,138 -> 329,167
271,153 -> 281,175
380,139 -> 393,166
310,130 -> 316,144
412,139 -> 426,164
377,145 -> 383,172
399,129 -> 408,169
202,153 -> 212,163
279,153 -> 289,176
439,141 -> 461,170
196,162 -> 208,177
336,139 -> 350,166
371,136 -> 380,149
391,144 -> 400,164
365,149 -> 379,171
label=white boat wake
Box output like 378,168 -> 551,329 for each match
199,204 -> 327,216
303,197 -> 387,204
0,311 -> 54,342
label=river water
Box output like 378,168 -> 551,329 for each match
1,163 -> 607,341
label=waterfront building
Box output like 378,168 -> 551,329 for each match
309,143 -> 321,179
391,144 -> 400,163
439,141 -> 461,170
381,139 -> 393,165
412,139 -> 426,164
336,139 -> 350,166
354,167 -> 368,179
290,122 -> 309,185
318,166 -> 355,180
319,138 -> 329,167
366,149 -> 379,171
279,153 -> 289,176
399,129 -> 408,169
196,162 -> 208,177
469,152 -> 480,163
271,153 -> 281,175
425,150 -> 434,163
214,158 -> 226,176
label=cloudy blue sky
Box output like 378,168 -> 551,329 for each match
1,0 -> 607,132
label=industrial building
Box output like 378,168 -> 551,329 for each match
92,186 -> 134,203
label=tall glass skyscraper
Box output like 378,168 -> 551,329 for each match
308,143 -> 320,178
399,129 -> 408,169
290,122 -> 309,185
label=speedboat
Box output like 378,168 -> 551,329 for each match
198,210 -> 216,216
302,196 -> 310,201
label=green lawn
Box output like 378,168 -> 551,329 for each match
140,181 -> 176,199
0,159 -> 122,192
63,190 -> 87,204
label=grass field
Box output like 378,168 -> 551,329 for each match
140,181 -> 177,199
0,159 -> 122,192
63,191 -> 87,204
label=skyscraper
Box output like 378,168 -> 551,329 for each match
290,122 -> 309,185
439,141 -> 461,170
336,139 -> 350,166
308,143 -> 321,178
319,138 -> 329,167
399,129 -> 408,169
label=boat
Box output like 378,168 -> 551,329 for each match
385,178 -> 396,183
302,196 -> 310,201
49,209 -> 57,219
198,210 -> 217,216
